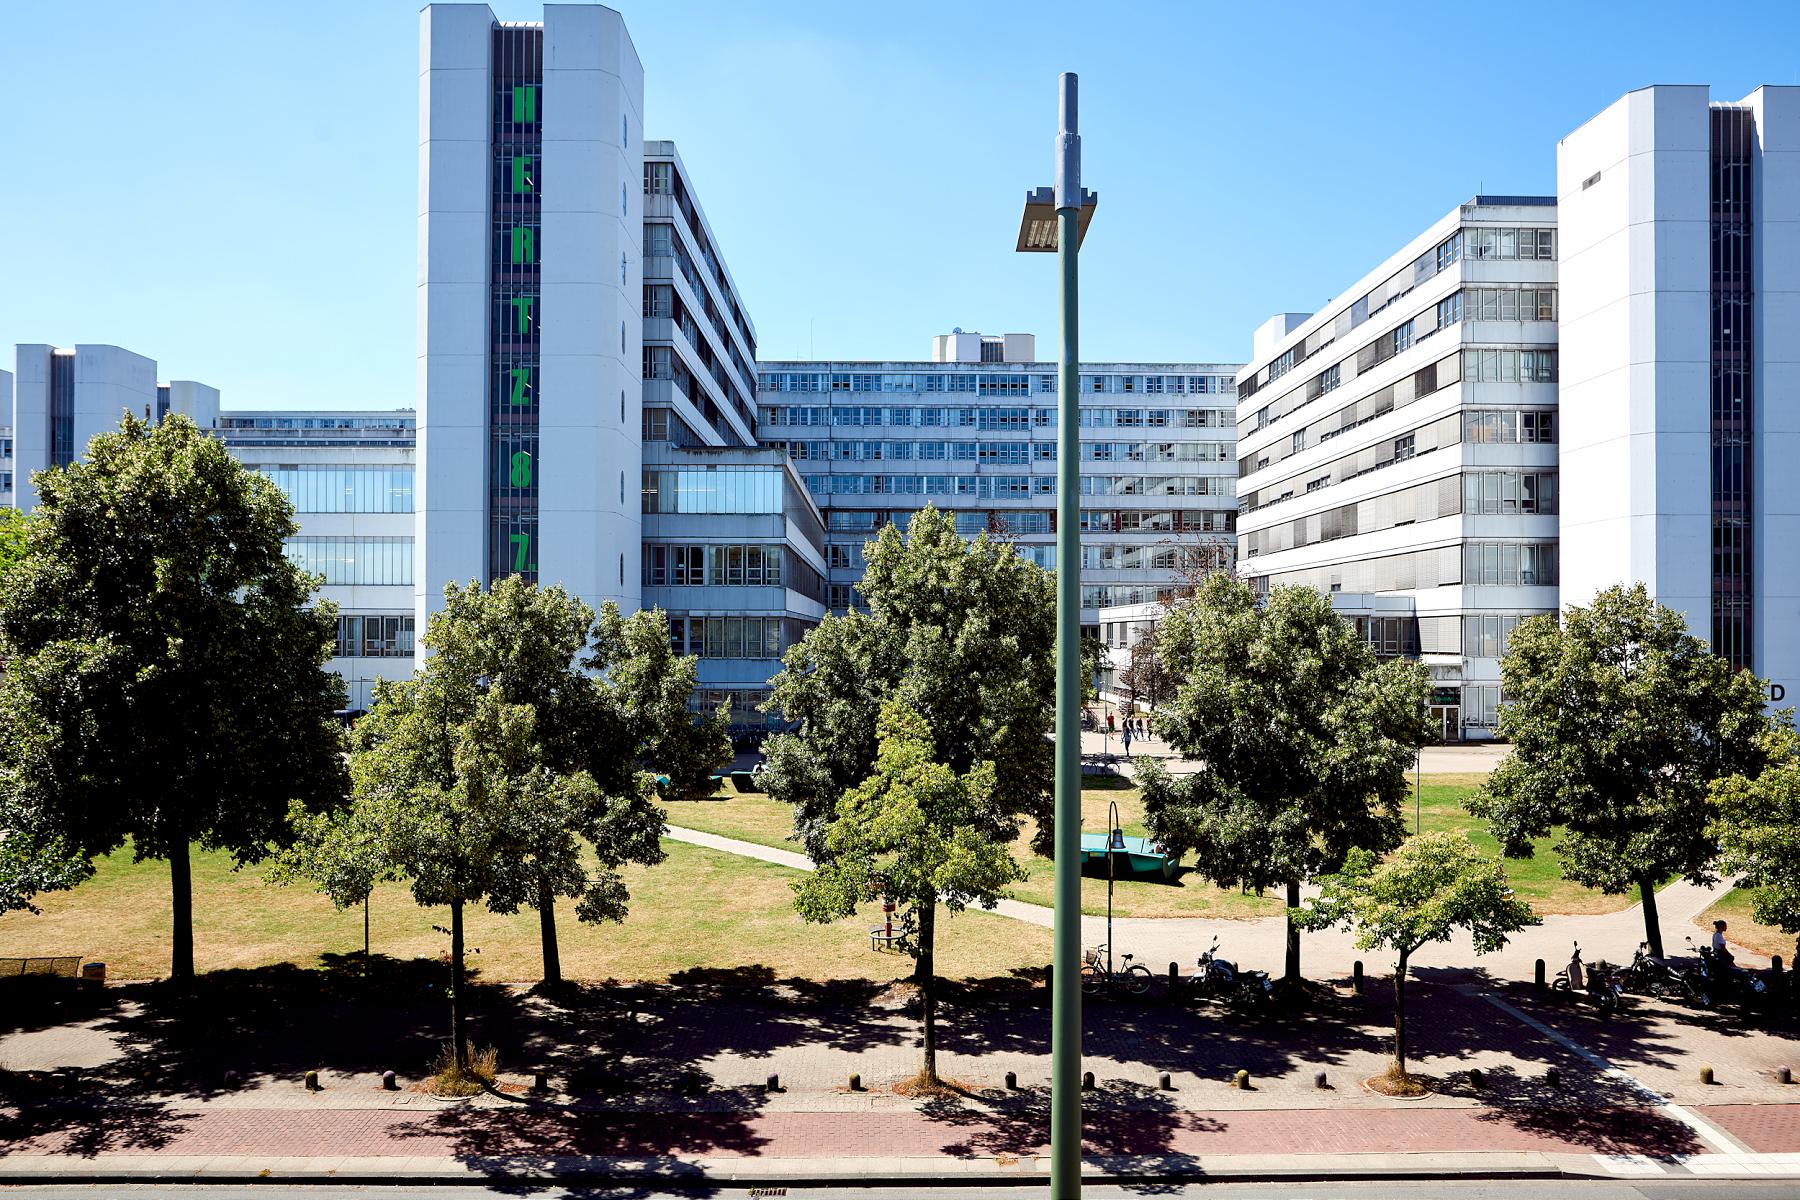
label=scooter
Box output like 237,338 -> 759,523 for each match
1686,937 -> 1768,1010
1551,942 -> 1624,1015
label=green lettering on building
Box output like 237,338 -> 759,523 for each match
510,531 -> 531,574
512,85 -> 538,124
509,450 -> 533,489
510,225 -> 535,264
509,366 -> 532,406
509,297 -> 535,334
511,155 -> 534,194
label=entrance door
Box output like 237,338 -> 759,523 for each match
1429,705 -> 1461,743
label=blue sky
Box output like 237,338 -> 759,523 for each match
3,1 -> 1798,410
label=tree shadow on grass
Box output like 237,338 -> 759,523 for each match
0,1070 -> 192,1157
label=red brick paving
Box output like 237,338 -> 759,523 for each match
6,1102 -> 1783,1161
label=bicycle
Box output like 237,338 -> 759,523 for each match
1080,944 -> 1154,998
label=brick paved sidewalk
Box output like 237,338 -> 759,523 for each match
6,1098 -> 1798,1159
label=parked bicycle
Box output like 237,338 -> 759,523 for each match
1178,937 -> 1274,1009
1081,944 -> 1154,998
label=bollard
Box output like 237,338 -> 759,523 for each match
531,1071 -> 546,1094
1700,1065 -> 1715,1086
1777,1066 -> 1792,1085
1468,1068 -> 1484,1090
766,1073 -> 782,1094
1544,1067 -> 1561,1088
1535,959 -> 1546,992
1314,1070 -> 1329,1090
1081,1071 -> 1095,1091
304,1070 -> 321,1092
1159,1072 -> 1174,1091
1775,955 -> 1785,977
1169,962 -> 1180,993
1234,1069 -> 1251,1090
848,1073 -> 863,1092
1004,1070 -> 1018,1090
222,1069 -> 240,1090
383,1070 -> 398,1092
1352,960 -> 1363,992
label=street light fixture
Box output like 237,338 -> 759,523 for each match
1016,70 -> 1095,1200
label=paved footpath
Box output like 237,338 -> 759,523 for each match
7,1101 -> 1800,1183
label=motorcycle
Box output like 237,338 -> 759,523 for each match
1181,937 -> 1274,1008
1618,941 -> 1688,999
1551,942 -> 1625,1015
1686,937 -> 1768,1010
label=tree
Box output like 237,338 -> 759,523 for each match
1118,626 -> 1174,713
0,414 -> 347,980
1299,832 -> 1536,1079
761,504 -> 1055,859
793,700 -> 1024,1083
0,507 -> 29,581
1710,717 -> 1800,943
1138,575 -> 1431,985
1080,634 -> 1105,704
1469,583 -> 1771,958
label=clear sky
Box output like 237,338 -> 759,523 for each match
4,1 -> 1799,410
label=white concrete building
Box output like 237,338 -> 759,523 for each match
11,345 -> 158,509
758,337 -> 1242,624
1235,199 -> 1561,740
418,2 -> 645,633
1558,85 -> 1800,701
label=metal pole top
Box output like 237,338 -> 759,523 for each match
1056,73 -> 1080,209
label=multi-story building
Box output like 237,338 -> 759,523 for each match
757,334 -> 1242,626
218,411 -> 419,709
1558,85 -> 1799,701
1235,198 -> 1562,741
418,2 -> 646,631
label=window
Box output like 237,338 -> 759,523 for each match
334,614 -> 416,659
666,615 -> 788,659
284,537 -> 414,586
1463,541 -> 1559,586
258,466 -> 415,513
622,114 -> 628,146
1437,293 -> 1462,329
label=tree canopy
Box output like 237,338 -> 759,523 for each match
794,700 -> 1024,1082
761,504 -> 1056,858
0,414 -> 347,979
1711,717 -> 1800,942
1469,583 -> 1771,957
1299,831 -> 1536,1077
1138,574 -> 1431,984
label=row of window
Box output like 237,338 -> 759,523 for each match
761,406 -> 1233,430
803,473 -> 1235,500
642,542 -> 794,588
819,508 -> 1230,536
667,615 -> 798,660
284,537 -> 414,586
333,614 -> 416,659
641,467 -> 785,515
759,372 -> 1236,395
1463,471 -> 1558,516
258,466 -> 415,514
1464,541 -> 1559,587
770,439 -> 1228,463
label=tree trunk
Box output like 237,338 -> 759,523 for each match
169,838 -> 194,983
917,896 -> 939,1084
538,878 -> 562,987
1393,948 -> 1410,1078
363,895 -> 371,958
1284,879 -> 1302,985
1639,876 -> 1663,960
450,896 -> 468,1072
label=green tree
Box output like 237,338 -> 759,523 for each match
1710,718 -> 1800,945
761,504 -> 1055,858
0,414 -> 346,980
794,700 -> 1024,1083
1080,634 -> 1105,704
0,507 -> 29,580
1138,575 -> 1431,985
1119,625 -> 1174,714
1469,583 -> 1771,958
1299,831 -> 1537,1078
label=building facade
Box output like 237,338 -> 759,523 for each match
757,337 -> 1242,626
1235,199 -> 1562,740
1557,85 -> 1800,701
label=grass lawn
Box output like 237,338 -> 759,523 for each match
1696,889 -> 1798,960
0,838 -> 1048,983
660,786 -> 799,852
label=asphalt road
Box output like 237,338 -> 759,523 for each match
3,1181 -> 1798,1199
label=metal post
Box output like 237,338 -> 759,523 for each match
1106,801 -> 1119,976
1050,69 -> 1083,1200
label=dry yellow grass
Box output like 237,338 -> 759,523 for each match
0,838 -> 1049,983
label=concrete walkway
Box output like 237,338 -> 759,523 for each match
663,826 -> 1748,980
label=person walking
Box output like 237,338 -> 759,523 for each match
1106,711 -> 1115,734
1122,723 -> 1134,757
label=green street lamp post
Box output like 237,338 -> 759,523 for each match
1017,70 -> 1097,1199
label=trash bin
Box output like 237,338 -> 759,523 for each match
80,962 -> 106,983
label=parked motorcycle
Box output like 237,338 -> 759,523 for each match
1551,942 -> 1625,1015
1686,937 -> 1768,1010
1618,941 -> 1689,999
1181,938 -> 1274,1008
